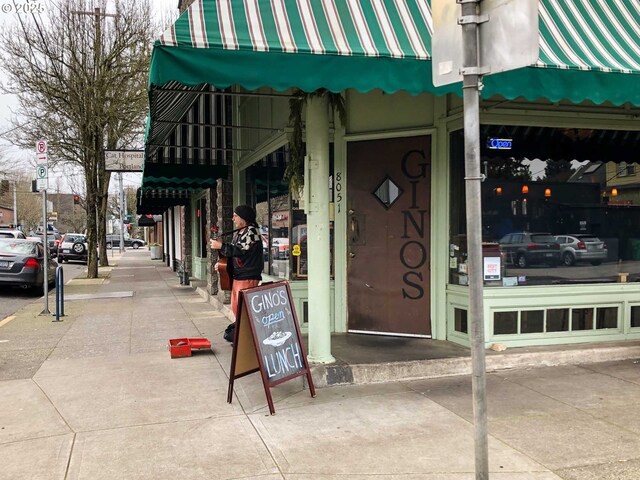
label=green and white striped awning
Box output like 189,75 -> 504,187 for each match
149,0 -> 640,105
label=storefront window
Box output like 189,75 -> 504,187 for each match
449,126 -> 640,287
195,197 -> 207,258
244,146 -> 334,280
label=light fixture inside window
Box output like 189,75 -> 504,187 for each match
521,185 -> 529,194
612,188 -> 618,197
495,187 -> 503,196
544,188 -> 552,198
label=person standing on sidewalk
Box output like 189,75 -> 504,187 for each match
210,205 -> 263,342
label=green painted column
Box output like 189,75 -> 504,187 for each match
306,96 -> 335,364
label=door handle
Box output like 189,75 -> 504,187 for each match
350,216 -> 359,242
349,252 -> 356,258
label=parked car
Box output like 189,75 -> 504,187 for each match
57,233 -> 89,263
46,232 -> 61,257
0,229 -> 27,239
498,232 -> 561,268
0,238 -> 57,292
105,234 -> 145,249
554,234 -> 608,266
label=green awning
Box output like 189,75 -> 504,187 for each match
142,162 -> 228,189
149,0 -> 640,105
136,188 -> 192,215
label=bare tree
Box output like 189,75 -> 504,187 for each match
0,0 -> 155,277
13,177 -> 42,233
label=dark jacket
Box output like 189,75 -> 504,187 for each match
220,225 -> 263,281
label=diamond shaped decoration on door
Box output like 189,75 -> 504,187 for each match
373,176 -> 403,209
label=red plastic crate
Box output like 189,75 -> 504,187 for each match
168,338 -> 211,358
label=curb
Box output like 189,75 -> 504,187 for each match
310,343 -> 640,388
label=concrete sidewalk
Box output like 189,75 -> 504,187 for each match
1,249 -> 640,479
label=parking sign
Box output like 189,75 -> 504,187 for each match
36,139 -> 47,154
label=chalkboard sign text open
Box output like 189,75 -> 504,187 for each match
227,282 -> 315,414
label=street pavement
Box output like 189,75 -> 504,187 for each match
1,249 -> 640,479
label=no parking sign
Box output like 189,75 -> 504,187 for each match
36,139 -> 47,154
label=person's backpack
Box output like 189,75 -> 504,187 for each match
223,323 -> 235,343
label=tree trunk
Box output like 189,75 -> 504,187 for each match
97,165 -> 110,266
85,137 -> 100,279
85,166 -> 99,278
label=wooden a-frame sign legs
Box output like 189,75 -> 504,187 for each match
227,282 -> 316,415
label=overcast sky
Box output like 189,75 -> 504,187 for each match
0,0 -> 181,193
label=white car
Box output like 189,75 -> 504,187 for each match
57,233 -> 89,264
0,229 -> 27,239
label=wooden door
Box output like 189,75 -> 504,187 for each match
347,136 -> 432,336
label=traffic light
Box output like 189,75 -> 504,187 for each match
73,195 -> 80,205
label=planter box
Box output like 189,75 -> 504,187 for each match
150,245 -> 162,259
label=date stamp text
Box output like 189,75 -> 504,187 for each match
1,1 -> 45,14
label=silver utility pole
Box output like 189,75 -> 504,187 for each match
432,1 -> 538,478
13,180 -> 17,228
119,172 -> 124,254
460,1 -> 488,478
40,189 -> 50,315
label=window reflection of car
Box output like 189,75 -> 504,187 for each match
261,234 -> 269,261
554,234 -> 607,266
499,232 -> 561,268
271,238 -> 289,259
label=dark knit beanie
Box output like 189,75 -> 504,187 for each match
234,205 -> 256,224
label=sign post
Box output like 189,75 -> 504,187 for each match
227,282 -> 315,414
36,139 -> 51,315
432,1 -> 539,478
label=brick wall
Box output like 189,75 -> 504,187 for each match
215,179 -> 233,305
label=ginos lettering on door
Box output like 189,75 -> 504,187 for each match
400,149 -> 429,300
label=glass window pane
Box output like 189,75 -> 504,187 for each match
547,309 -> 569,332
631,306 -> 640,328
521,310 -> 544,333
494,311 -> 518,335
596,307 -> 618,329
451,126 -> 640,288
454,308 -> 468,333
572,308 -> 594,331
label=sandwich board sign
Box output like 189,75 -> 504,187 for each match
227,282 -> 315,414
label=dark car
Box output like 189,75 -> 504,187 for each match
0,238 -> 57,292
105,234 -> 145,249
499,232 -> 561,268
47,233 -> 61,256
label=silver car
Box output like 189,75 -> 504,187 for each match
58,233 -> 88,263
0,229 -> 27,239
0,238 -> 57,292
554,234 -> 608,266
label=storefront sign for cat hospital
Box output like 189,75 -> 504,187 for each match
227,282 -> 315,414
